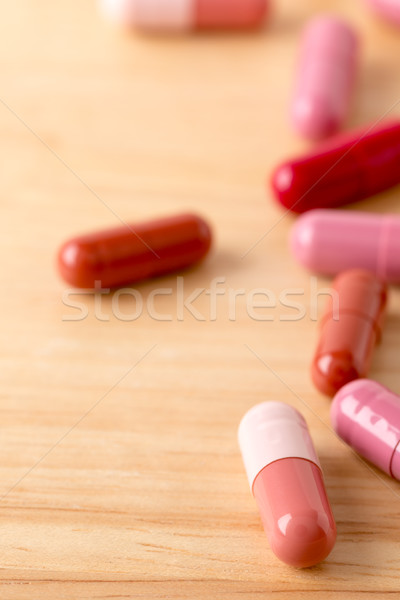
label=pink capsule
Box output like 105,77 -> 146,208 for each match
238,402 -> 336,568
291,16 -> 358,139
290,209 -> 400,284
99,0 -> 268,30
331,379 -> 400,479
364,0 -> 400,26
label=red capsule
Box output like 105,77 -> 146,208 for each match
58,213 -> 212,288
270,121 -> 400,213
311,270 -> 387,396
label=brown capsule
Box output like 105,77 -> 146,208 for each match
311,269 -> 387,396
58,213 -> 212,288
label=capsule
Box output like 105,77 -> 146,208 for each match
291,16 -> 358,140
99,0 -> 268,30
331,379 -> 400,479
364,0 -> 400,26
238,402 -> 336,568
270,121 -> 400,213
312,270 -> 387,397
58,213 -> 212,288
291,209 -> 400,284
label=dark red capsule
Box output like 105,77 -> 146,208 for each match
58,213 -> 212,288
270,121 -> 400,213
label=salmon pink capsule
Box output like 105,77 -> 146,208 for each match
238,401 -> 336,568
58,213 -> 212,288
291,16 -> 358,139
99,0 -> 268,30
271,121 -> 400,213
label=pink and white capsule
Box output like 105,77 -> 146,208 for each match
331,379 -> 400,479
291,16 -> 358,139
238,402 -> 336,568
99,0 -> 268,30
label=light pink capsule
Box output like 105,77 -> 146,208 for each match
364,0 -> 400,25
99,0 -> 268,30
291,16 -> 358,140
290,209 -> 400,284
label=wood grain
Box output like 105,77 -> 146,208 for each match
1,1 -> 400,597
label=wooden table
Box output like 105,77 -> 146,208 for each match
1,1 -> 400,597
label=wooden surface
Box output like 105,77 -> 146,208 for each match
1,1 -> 400,598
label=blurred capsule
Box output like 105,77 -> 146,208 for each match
58,213 -> 212,288
364,0 -> 400,25
270,121 -> 400,213
291,16 -> 358,139
99,0 -> 268,30
290,209 -> 400,283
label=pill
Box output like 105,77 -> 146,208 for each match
331,379 -> 400,479
291,16 -> 358,140
99,0 -> 268,30
311,270 -> 387,397
270,121 -> 400,213
238,402 -> 336,568
291,209 -> 400,283
58,213 -> 212,288
364,0 -> 400,25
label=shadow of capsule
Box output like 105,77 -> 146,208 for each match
352,59 -> 399,128
315,447 -> 399,574
370,308 -> 400,382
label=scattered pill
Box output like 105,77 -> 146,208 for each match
270,121 -> 400,213
311,270 -> 387,397
291,16 -> 358,140
238,401 -> 336,568
58,213 -> 212,288
99,0 -> 268,30
291,209 -> 400,284
331,379 -> 400,479
364,0 -> 400,25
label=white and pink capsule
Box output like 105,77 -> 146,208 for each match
238,402 -> 336,568
99,0 -> 268,31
